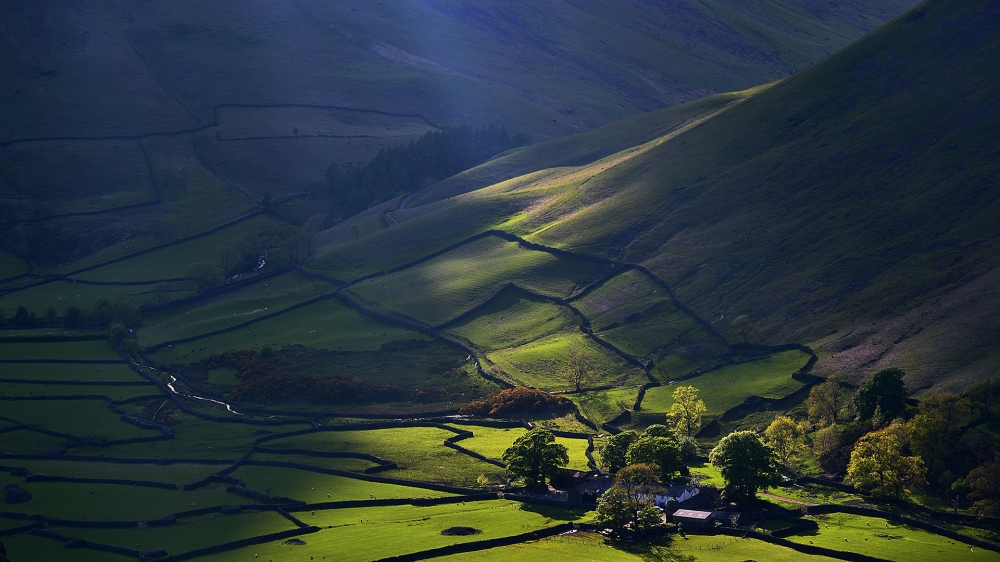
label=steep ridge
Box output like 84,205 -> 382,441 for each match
315,0 -> 1000,392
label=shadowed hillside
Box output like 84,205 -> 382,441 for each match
314,0 -> 1000,392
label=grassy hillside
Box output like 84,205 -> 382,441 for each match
318,0 -> 1000,392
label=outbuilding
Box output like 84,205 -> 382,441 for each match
671,509 -> 714,529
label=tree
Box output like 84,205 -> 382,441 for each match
764,415 -> 803,468
812,424 -> 841,464
853,368 -> 908,422
642,424 -> 674,439
845,421 -> 925,499
601,431 -> 639,474
12,306 -> 34,327
501,428 -> 569,487
107,323 -> 129,346
560,350 -> 598,391
64,306 -> 84,326
730,314 -> 758,346
595,464 -> 663,538
907,409 -> 949,481
964,379 -> 1000,421
43,308 -> 57,325
709,430 -> 780,503
807,374 -> 851,425
666,385 -> 707,438
626,436 -> 683,481
967,452 -> 1000,516
261,190 -> 273,211
185,262 -> 226,292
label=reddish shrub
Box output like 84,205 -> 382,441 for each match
459,387 -> 571,417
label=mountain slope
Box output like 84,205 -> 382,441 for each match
315,0 -> 1000,392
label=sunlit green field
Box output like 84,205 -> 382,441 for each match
347,235 -> 604,327
786,514 -> 1000,562
448,424 -> 591,471
639,350 -> 811,417
487,331 -> 644,391
444,289 -> 578,352
437,532 -> 844,561
146,297 -> 433,363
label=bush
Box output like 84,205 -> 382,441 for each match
107,323 -> 129,346
458,388 -> 571,417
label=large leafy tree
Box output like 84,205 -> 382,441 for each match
709,430 -> 780,503
601,430 -> 639,474
626,436 -> 683,481
595,464 -> 663,538
967,452 -> 1000,516
853,368 -> 908,422
764,415 -> 803,469
806,374 -> 852,426
666,385 -> 707,438
845,422 -> 925,499
560,350 -> 598,391
501,428 -> 569,487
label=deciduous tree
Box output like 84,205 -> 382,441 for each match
601,431 -> 639,474
967,452 -> 1000,516
185,262 -> 225,292
764,415 -> 803,468
709,430 -> 780,503
595,464 -> 663,538
666,385 -> 707,438
807,374 -> 851,425
626,436 -> 683,480
501,428 -> 569,487
560,350 -> 598,391
845,421 -> 925,498
853,368 -> 908,422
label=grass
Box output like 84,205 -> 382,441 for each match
0,471 -> 243,521
205,366 -> 240,385
436,531 -> 844,561
227,465 -> 455,503
247,451 -> 376,473
146,297 -> 432,364
639,350 -> 811,417
0,382 -> 156,401
137,274 -> 340,347
0,339 -> 122,360
347,235 -> 604,327
200,500 -> 590,562
788,513 -> 1000,562
4,460 -> 225,486
0,398 -> 162,441
568,387 -> 642,426
260,427 -> 507,487
0,248 -> 29,279
1,534 -> 135,562
487,331 -> 644,392
0,279 -> 191,316
444,288 -> 578,352
446,424 -> 591,471
72,214 -> 280,283
65,511 -> 293,555
687,460 -> 725,488
0,363 -> 145,383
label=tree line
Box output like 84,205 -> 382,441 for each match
325,124 -> 529,219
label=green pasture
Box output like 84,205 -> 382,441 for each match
0,398 -> 160,441
688,460 -> 725,488
446,424 -> 591,471
65,511 -> 293,555
0,429 -> 73,455
228,465 -> 454,503
0,139 -> 155,216
639,350 -> 811,417
138,275 -> 340,347
0,248 -> 29,279
72,214 -> 280,283
217,106 -> 434,141
0,471 -> 242,521
787,514 -> 1000,562
205,366 -> 241,385
347,235 -> 603,326
0,327 -> 104,340
94,411 -> 281,461
146,297 -> 432,364
574,269 -> 665,329
487,330 -> 644,391
5,460 -> 224,487
260,426 -> 505,487
0,279 -> 190,316
0,382 -> 157,401
437,531 -> 843,561
2,534 -> 134,562
568,387 -> 641,426
0,363 -> 143,383
202,500 -> 589,562
0,339 -> 122,361
247,451 -> 376,473
445,289 -> 578,352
